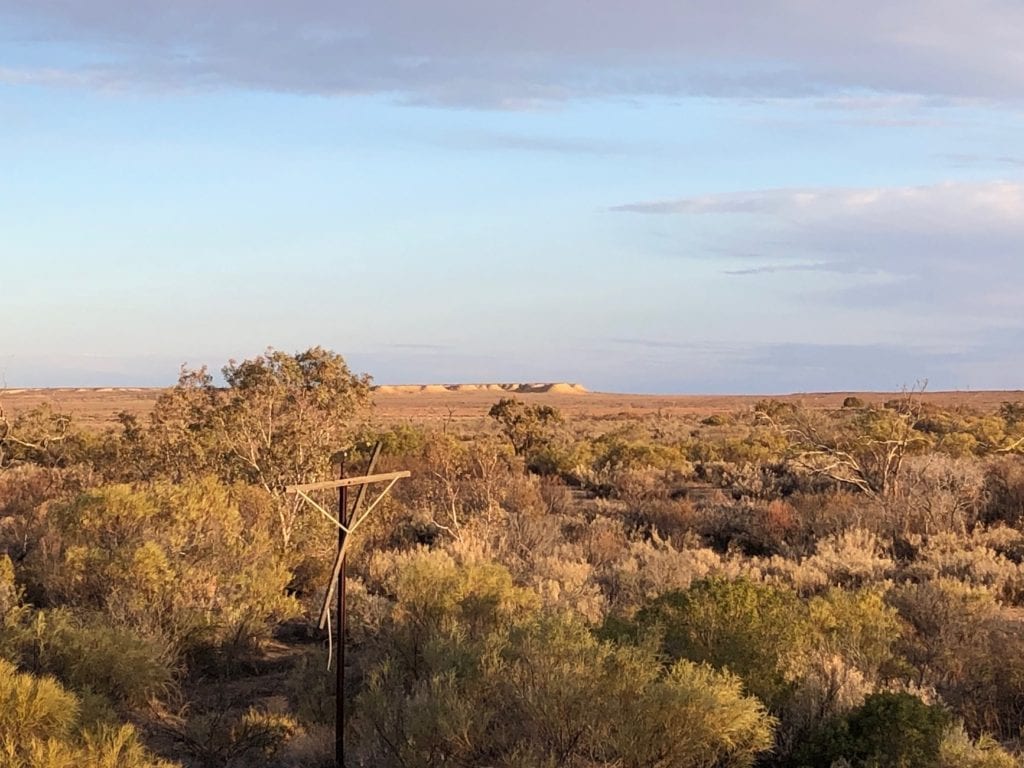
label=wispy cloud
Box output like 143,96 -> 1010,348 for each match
384,343 -> 453,351
612,181 -> 1024,221
435,132 -> 630,156
612,180 -> 1024,321
938,153 -> 1024,168
582,335 -> 1024,393
722,262 -> 870,276
606,337 -> 711,351
5,1 -> 1024,106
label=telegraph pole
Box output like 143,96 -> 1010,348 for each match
336,461 -> 348,767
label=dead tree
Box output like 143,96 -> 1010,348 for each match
759,383 -> 930,503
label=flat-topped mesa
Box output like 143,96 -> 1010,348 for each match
372,382 -> 589,395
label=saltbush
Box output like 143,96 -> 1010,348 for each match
20,479 -> 297,663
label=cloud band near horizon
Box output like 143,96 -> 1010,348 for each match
4,1 -> 1024,106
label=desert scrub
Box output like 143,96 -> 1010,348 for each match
626,577 -> 810,709
350,553 -> 775,767
156,706 -> 299,768
938,724 -> 1021,768
22,610 -> 176,711
19,478 -> 297,664
0,659 -> 176,767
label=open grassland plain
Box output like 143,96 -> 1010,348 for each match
4,384 -> 1024,428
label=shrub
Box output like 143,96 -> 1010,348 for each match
351,555 -> 775,767
392,432 -> 520,538
488,398 -> 565,471
806,528 -> 893,589
793,692 -> 951,768
24,610 -> 175,709
888,579 -> 1024,738
630,577 -> 808,708
0,660 -> 174,767
0,555 -> 16,616
892,454 -> 986,536
598,536 -> 733,615
20,479 -> 297,663
158,706 -> 299,768
982,457 -> 1024,526
0,659 -> 79,744
787,490 -> 871,552
906,532 -> 1024,603
938,724 -> 1020,768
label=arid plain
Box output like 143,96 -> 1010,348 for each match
4,383 -> 1023,429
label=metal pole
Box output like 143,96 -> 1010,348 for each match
337,463 -> 348,768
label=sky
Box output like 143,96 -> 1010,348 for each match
1,1 -> 1023,394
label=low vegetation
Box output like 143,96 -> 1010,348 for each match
2,347 -> 1024,766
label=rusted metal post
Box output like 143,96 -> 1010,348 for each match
282,448 -> 407,768
337,463 -> 348,767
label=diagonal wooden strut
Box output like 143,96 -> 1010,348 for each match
285,463 -> 410,629
318,442 -> 383,629
288,472 -> 409,534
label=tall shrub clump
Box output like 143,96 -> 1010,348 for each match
20,478 -> 297,661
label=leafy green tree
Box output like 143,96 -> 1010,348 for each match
488,397 -> 564,470
134,347 -> 371,547
139,365 -> 222,483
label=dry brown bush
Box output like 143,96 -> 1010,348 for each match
888,579 -> 1024,738
691,498 -> 798,558
787,490 -> 874,550
982,456 -> 1024,526
905,530 -> 1024,604
889,454 -> 987,536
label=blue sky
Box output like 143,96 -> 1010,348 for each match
2,2 -> 1023,393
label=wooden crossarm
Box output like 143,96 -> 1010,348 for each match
285,470 -> 411,493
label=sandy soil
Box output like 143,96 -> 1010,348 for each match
2,384 -> 1022,430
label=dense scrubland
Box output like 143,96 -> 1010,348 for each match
3,347 -> 1024,767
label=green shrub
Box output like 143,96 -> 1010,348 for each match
0,660 -> 175,767
630,577 -> 808,708
792,692 -> 951,768
25,611 -> 175,709
21,479 -> 297,664
351,553 -> 776,767
0,659 -> 79,745
938,724 -> 1020,768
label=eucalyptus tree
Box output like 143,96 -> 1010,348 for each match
141,347 -> 372,548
